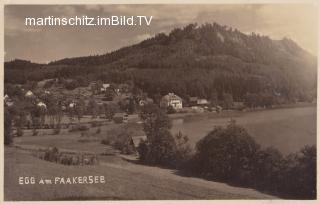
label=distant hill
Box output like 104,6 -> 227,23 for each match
5,23 -> 317,102
5,59 -> 44,69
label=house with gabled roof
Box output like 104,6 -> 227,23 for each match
160,93 -> 183,110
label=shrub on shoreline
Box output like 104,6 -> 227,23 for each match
138,104 -> 192,168
189,122 -> 316,199
137,107 -> 316,199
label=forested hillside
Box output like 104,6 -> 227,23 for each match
5,23 -> 317,102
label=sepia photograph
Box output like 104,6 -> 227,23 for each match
2,2 -> 318,201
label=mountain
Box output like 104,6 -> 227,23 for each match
5,23 -> 317,102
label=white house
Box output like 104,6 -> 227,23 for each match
100,83 -> 110,92
4,94 -> 14,107
25,90 -> 34,97
160,93 -> 183,110
69,102 -> 76,108
37,102 -> 47,109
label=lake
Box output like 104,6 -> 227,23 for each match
171,106 -> 317,155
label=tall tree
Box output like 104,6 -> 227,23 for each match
4,108 -> 13,145
75,98 -> 86,122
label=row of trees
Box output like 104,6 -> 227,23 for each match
137,104 -> 316,199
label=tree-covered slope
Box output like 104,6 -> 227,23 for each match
5,23 -> 317,102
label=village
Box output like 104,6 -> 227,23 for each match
4,78 -> 244,132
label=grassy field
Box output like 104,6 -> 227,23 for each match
171,106 -> 316,155
5,106 -> 314,200
4,147 -> 275,200
14,127 -> 116,154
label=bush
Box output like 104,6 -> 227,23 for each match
4,108 -> 13,145
91,121 -> 101,128
138,104 -> 192,168
43,147 -> 59,162
101,125 -> 137,154
167,105 -> 176,114
251,147 -> 283,191
96,127 -> 101,134
69,124 -> 89,132
137,139 -> 149,161
77,125 -> 89,131
138,130 -> 177,167
43,79 -> 54,88
113,117 -> 123,124
113,133 -> 136,154
80,132 -> 88,137
16,128 -> 24,137
78,138 -> 99,143
278,145 -> 316,199
32,129 -> 39,136
188,122 -> 316,199
52,128 -> 61,135
38,147 -> 99,166
64,80 -> 79,90
101,139 -> 111,145
138,105 -> 173,165
195,122 -> 259,182
174,131 -> 192,168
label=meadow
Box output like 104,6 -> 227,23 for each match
4,106 -> 315,200
4,146 -> 275,200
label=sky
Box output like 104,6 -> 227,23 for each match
4,4 -> 318,63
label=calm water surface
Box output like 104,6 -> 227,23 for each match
171,106 -> 316,154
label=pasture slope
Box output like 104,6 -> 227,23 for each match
4,147 -> 276,200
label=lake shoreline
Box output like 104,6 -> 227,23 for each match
170,105 -> 316,155
168,102 -> 316,120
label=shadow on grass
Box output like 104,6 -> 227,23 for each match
121,156 -> 283,199
173,168 -> 287,199
120,156 -> 176,171
174,168 -> 314,200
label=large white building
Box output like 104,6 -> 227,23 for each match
160,93 -> 183,110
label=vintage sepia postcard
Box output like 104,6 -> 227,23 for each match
1,0 -> 318,203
